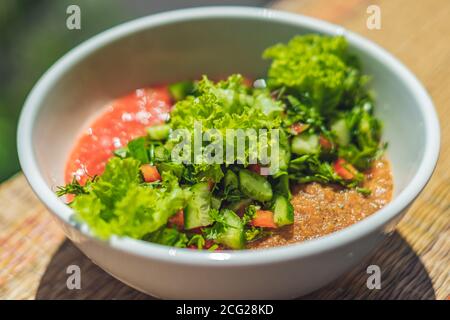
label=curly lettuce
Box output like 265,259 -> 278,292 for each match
170,74 -> 283,132
263,34 -> 366,114
70,158 -> 191,239
168,74 -> 286,172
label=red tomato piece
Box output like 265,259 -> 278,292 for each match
290,123 -> 309,135
141,164 -> 161,182
334,158 -> 357,180
251,210 -> 277,228
319,135 -> 333,150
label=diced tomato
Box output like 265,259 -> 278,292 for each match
248,164 -> 262,175
169,210 -> 184,230
319,135 -> 333,150
251,210 -> 277,228
334,158 -> 357,180
290,123 -> 309,135
141,164 -> 161,182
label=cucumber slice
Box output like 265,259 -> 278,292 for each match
147,124 -> 170,141
291,134 -> 320,155
216,209 -> 245,249
274,175 -> 291,200
226,198 -> 252,213
278,145 -> 291,172
331,119 -> 350,146
238,169 -> 273,202
278,130 -> 291,171
184,182 -> 213,230
224,170 -> 239,190
273,195 -> 294,227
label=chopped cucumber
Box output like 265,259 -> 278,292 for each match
169,81 -> 195,101
238,169 -> 273,202
215,209 -> 245,249
184,182 -> 213,230
331,119 -> 350,146
278,145 -> 291,172
291,134 -> 320,155
278,131 -> 291,171
272,195 -> 294,227
274,174 -> 291,200
224,170 -> 239,189
226,198 -> 252,213
147,124 -> 170,141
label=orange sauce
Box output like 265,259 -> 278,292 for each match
65,87 -> 171,185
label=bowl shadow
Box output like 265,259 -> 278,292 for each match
35,231 -> 435,299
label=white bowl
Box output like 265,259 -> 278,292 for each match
17,7 -> 440,299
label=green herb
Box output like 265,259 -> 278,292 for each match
203,209 -> 229,241
182,163 -> 224,184
242,204 -> 259,224
56,177 -> 93,197
187,234 -> 206,249
337,102 -> 385,170
356,187 -> 372,196
245,227 -> 271,242
288,154 -> 363,188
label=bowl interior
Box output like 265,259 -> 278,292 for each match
31,14 -> 426,202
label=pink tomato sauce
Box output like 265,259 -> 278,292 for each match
65,87 -> 171,185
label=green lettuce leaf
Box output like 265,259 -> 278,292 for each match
70,158 -> 191,239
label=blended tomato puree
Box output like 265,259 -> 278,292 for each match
65,87 -> 171,185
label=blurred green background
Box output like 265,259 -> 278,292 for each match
0,0 -> 269,182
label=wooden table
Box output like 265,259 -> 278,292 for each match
1,0 -> 449,299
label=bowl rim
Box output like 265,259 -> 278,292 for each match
17,6 -> 440,266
